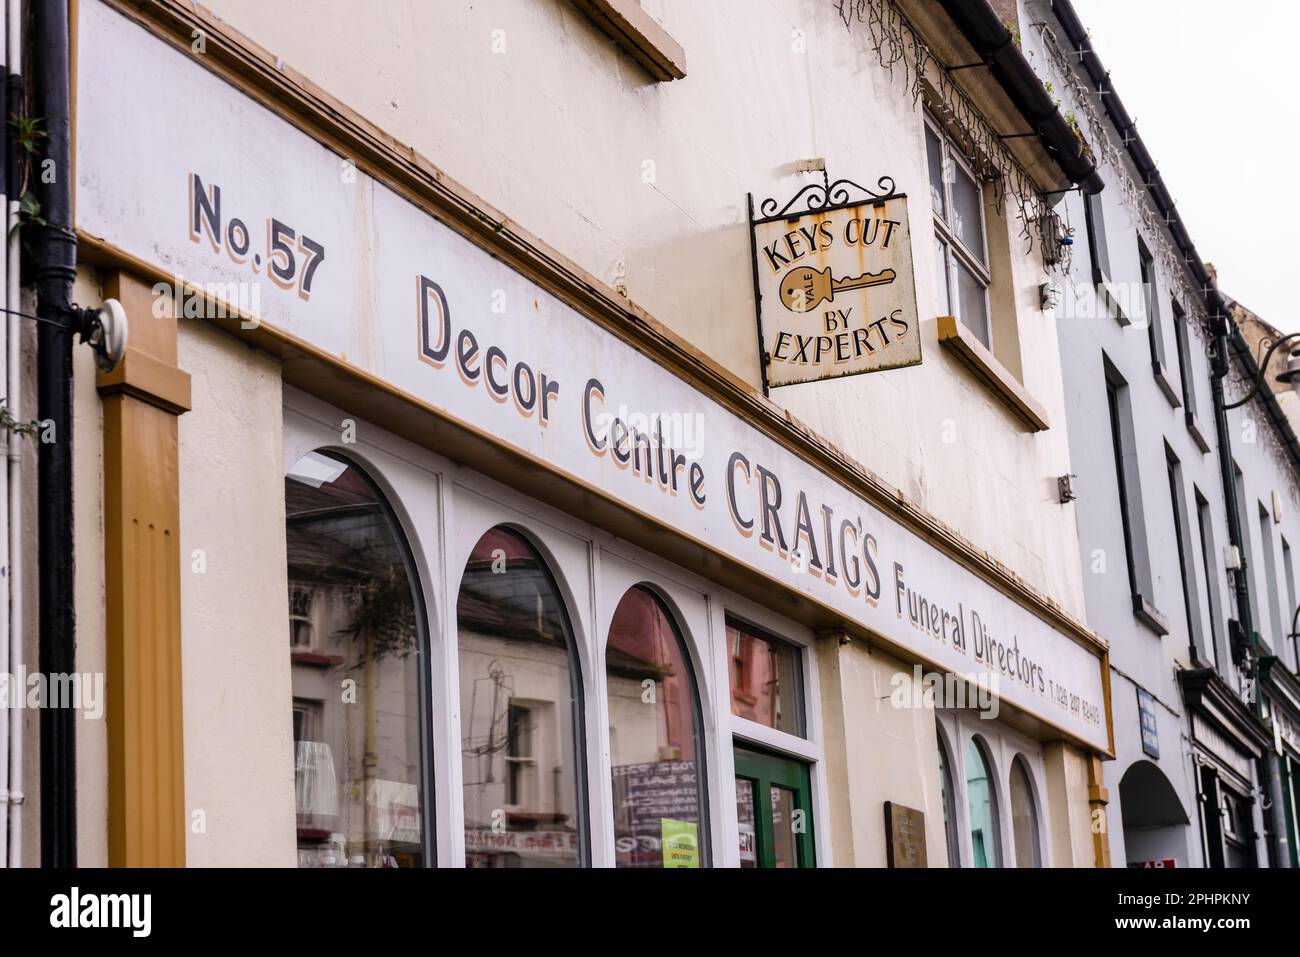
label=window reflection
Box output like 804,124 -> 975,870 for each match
736,778 -> 757,868
457,527 -> 586,867
606,587 -> 707,867
727,621 -> 803,736
1010,757 -> 1041,868
966,738 -> 1000,868
937,731 -> 959,867
284,450 -> 428,868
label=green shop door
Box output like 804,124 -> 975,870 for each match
733,744 -> 815,868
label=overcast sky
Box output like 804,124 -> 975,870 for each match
1070,0 -> 1298,330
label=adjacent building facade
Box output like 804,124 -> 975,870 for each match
1023,0 -> 1299,868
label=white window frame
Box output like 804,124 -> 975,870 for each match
926,114 -> 992,347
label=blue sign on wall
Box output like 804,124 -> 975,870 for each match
1137,688 -> 1159,759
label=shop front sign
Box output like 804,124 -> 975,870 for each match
76,0 -> 1110,754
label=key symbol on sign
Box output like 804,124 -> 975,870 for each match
779,265 -> 897,313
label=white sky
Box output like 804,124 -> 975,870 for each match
1069,0 -> 1298,330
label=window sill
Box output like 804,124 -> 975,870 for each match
290,650 -> 345,668
1153,361 -> 1181,409
569,0 -> 686,81
937,316 -> 1050,432
1186,411 -> 1212,454
1132,593 -> 1170,636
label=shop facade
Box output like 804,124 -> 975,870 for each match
39,0 -> 1117,868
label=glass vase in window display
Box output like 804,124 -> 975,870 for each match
965,739 -> 1000,868
457,526 -> 586,867
606,587 -> 706,868
284,450 -> 429,868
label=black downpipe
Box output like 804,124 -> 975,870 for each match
1209,328 -> 1254,667
32,0 -> 77,867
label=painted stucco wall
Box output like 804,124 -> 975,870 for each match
177,320 -> 296,866
73,268 -> 109,867
818,639 -> 949,866
194,0 -> 1086,622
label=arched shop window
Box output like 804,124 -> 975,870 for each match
284,450 -> 432,868
606,586 -> 708,868
936,730 -> 960,867
457,526 -> 587,867
1009,756 -> 1042,867
965,737 -> 1001,868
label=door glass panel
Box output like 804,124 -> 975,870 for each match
770,785 -> 798,868
734,744 -> 814,868
736,777 -> 758,868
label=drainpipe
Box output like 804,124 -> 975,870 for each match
32,0 -> 75,868
4,0 -> 21,870
1210,314 -> 1291,866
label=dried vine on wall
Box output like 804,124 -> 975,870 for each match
835,0 -> 1060,263
1026,4 -> 1300,502
1027,9 -> 1211,345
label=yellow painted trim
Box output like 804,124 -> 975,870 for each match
96,348 -> 192,414
1087,753 -> 1112,868
99,272 -> 188,867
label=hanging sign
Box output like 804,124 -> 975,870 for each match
750,173 -> 921,389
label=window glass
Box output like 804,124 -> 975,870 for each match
1009,757 -> 1041,867
1085,191 -> 1110,279
727,620 -> 804,736
770,785 -> 798,868
965,738 -> 1000,867
950,164 -> 985,262
284,450 -> 429,868
937,732 -> 959,866
1173,302 -> 1197,414
457,526 -> 585,867
607,586 -> 707,868
956,259 -> 990,347
925,127 -> 947,220
1139,243 -> 1167,366
934,236 -> 951,317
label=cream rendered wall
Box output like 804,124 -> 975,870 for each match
72,268 -> 108,866
177,320 -> 296,866
818,638 -> 948,866
1042,741 -> 1093,867
197,0 -> 1086,619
